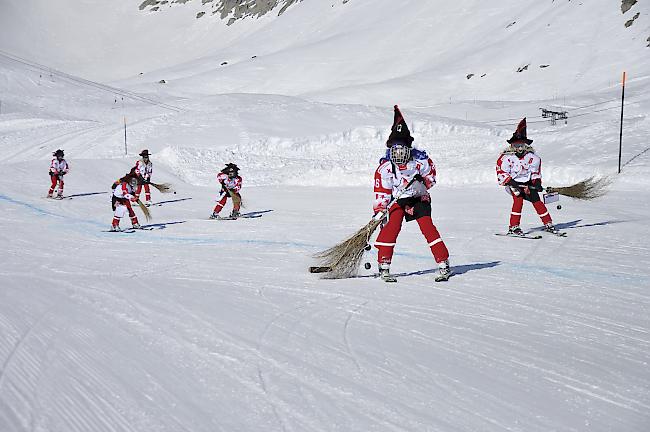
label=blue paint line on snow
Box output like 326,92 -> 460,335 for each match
0,193 -> 106,229
3,193 -> 648,285
0,194 -> 62,217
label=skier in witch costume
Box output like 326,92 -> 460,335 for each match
110,169 -> 142,231
47,149 -> 69,198
133,149 -> 153,206
373,105 -> 452,282
496,118 -> 559,235
210,163 -> 243,219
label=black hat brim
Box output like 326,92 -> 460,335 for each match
507,138 -> 533,144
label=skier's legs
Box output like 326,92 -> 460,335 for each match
416,216 -> 449,263
143,183 -> 151,202
510,195 -> 524,227
57,177 -> 64,196
113,202 -> 128,227
532,200 -> 552,225
232,193 -> 241,212
213,195 -> 228,214
375,206 -> 405,265
48,175 -> 58,196
125,201 -> 139,226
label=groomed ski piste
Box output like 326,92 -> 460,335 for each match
1,1 -> 650,431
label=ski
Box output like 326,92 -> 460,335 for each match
102,227 -> 154,233
209,213 -> 263,220
543,230 -> 567,237
495,233 -> 542,240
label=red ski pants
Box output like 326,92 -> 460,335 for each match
509,195 -> 552,227
112,199 -> 139,227
48,175 -> 63,195
213,194 -> 241,214
136,183 -> 151,201
375,205 -> 449,265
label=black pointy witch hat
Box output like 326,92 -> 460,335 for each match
507,118 -> 533,144
386,105 -> 414,148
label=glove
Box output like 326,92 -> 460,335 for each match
413,174 -> 424,183
58,171 -> 65,176
529,179 -> 542,191
506,179 -> 521,196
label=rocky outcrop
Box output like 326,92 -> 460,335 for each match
139,0 -> 307,23
621,0 -> 637,14
624,12 -> 640,27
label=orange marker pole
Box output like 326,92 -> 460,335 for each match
618,72 -> 626,174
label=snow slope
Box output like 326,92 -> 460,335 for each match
1,0 -> 650,431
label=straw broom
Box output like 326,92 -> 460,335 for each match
149,182 -> 174,194
312,177 -> 418,279
136,199 -> 152,221
545,176 -> 611,200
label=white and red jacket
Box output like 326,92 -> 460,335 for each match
113,182 -> 137,201
134,159 -> 153,181
373,156 -> 437,213
49,158 -> 69,175
496,151 -> 542,185
217,173 -> 242,193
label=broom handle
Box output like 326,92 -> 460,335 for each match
372,176 -> 420,221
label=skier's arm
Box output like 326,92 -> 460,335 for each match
417,158 -> 436,189
373,165 -> 392,214
231,177 -> 242,193
134,161 -> 143,178
60,161 -> 69,175
496,154 -> 514,186
121,183 -> 137,201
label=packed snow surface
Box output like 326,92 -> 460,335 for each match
1,0 -> 649,431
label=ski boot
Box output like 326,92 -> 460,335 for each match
435,260 -> 453,282
132,223 -> 142,229
209,212 -> 221,220
230,209 -> 241,218
544,223 -> 558,234
378,263 -> 397,283
110,225 -> 121,232
145,201 -> 152,207
55,194 -> 64,200
507,225 -> 524,236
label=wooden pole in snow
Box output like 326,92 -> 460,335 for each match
124,116 -> 128,155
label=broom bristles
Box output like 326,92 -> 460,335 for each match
547,176 -> 611,200
137,200 -> 152,221
151,182 -> 174,193
314,218 -> 382,279
229,191 -> 243,208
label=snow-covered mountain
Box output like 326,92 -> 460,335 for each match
1,1 -> 649,431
